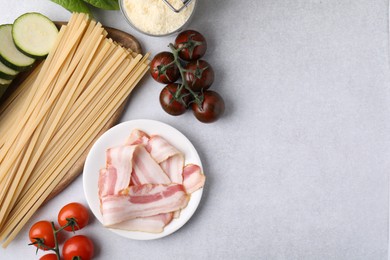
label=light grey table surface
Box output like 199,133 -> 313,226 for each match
1,0 -> 389,259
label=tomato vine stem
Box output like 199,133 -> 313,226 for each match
50,221 -> 60,260
168,43 -> 204,107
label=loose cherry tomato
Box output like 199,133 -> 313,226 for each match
29,221 -> 58,251
192,91 -> 225,123
62,235 -> 94,260
184,60 -> 214,92
160,83 -> 191,116
58,202 -> 89,232
175,30 -> 207,61
40,253 -> 58,260
150,52 -> 180,84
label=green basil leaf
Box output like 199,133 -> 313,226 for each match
50,0 -> 92,14
82,0 -> 119,10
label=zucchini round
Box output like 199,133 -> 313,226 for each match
12,13 -> 58,59
0,60 -> 19,80
0,78 -> 12,85
0,24 -> 35,71
0,78 -> 12,100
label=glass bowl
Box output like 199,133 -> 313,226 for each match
119,0 -> 197,37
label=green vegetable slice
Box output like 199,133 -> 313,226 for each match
12,13 -> 59,59
0,24 -> 35,71
0,78 -> 12,85
0,78 -> 12,100
0,60 -> 18,80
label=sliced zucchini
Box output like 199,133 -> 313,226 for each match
0,60 -> 19,80
0,78 -> 12,85
12,13 -> 58,59
0,79 -> 12,100
0,24 -> 35,71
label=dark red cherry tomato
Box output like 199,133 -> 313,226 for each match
175,30 -> 207,61
160,83 -> 191,116
185,60 -> 214,92
192,91 -> 225,123
150,52 -> 180,84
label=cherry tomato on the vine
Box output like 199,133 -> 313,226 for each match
192,91 -> 225,123
160,83 -> 191,116
58,202 -> 89,232
39,253 -> 58,260
175,30 -> 207,61
185,60 -> 215,92
29,221 -> 58,251
150,52 -> 180,84
62,235 -> 94,260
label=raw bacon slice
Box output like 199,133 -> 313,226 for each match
159,155 -> 184,184
103,145 -> 137,194
126,129 -> 150,146
132,145 -> 171,185
182,164 -> 206,194
147,135 -> 182,163
110,213 -> 174,233
102,184 -> 189,226
147,135 -> 184,183
98,166 -> 117,198
173,210 -> 181,219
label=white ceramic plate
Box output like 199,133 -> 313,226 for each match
83,119 -> 203,240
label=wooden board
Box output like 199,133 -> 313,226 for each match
5,22 -> 143,203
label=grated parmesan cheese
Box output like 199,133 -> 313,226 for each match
123,0 -> 196,35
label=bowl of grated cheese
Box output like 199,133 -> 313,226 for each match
119,0 -> 197,37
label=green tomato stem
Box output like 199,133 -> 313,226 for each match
168,43 -> 203,106
50,222 -> 61,260
56,217 -> 78,233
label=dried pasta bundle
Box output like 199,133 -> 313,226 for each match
0,13 -> 150,247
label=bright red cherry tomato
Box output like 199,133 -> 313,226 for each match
58,202 -> 89,232
175,30 -> 207,61
40,253 -> 58,260
191,91 -> 225,123
29,221 -> 58,251
62,235 -> 94,260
